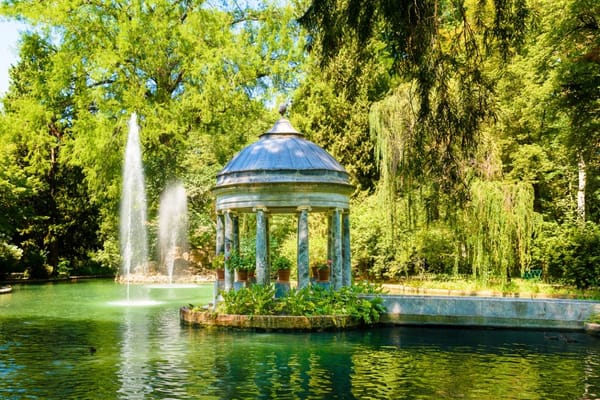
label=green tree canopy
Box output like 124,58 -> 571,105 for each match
300,0 -> 531,200
0,0 -> 306,275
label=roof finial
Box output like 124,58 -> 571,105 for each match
278,103 -> 287,117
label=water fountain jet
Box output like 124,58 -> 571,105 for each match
120,113 -> 149,297
158,181 -> 189,284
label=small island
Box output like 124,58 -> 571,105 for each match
181,283 -> 386,331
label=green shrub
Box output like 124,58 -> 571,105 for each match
57,259 -> 71,278
71,260 -> 114,276
216,283 -> 387,324
415,226 -> 457,275
588,314 -> 600,324
272,255 -> 292,271
227,252 -> 255,271
218,284 -> 278,315
0,234 -> 23,274
535,222 -> 600,289
560,224 -> 600,289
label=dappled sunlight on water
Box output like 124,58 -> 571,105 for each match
146,283 -> 200,289
1,280 -> 599,399
108,300 -> 164,307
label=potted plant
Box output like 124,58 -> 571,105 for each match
230,252 -> 254,282
210,254 -> 225,280
311,263 -> 319,279
247,257 -> 256,281
313,259 -> 331,282
273,255 -> 292,282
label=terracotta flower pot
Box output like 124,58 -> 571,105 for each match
216,269 -> 225,280
277,269 -> 291,282
236,269 -> 248,282
318,267 -> 330,282
311,266 -> 319,279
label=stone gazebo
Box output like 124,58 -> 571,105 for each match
212,113 -> 354,292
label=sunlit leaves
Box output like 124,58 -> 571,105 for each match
0,0 -> 307,272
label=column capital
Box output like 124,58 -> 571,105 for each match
253,206 -> 268,213
297,206 -> 311,212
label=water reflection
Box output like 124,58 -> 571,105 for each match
0,281 -> 599,399
117,308 -> 151,398
173,327 -> 600,399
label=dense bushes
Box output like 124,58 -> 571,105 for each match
533,222 -> 600,289
216,282 -> 387,325
349,183 -> 538,282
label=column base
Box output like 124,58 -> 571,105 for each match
313,281 -> 331,290
213,280 -> 225,307
275,281 -> 291,298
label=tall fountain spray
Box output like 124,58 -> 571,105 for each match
159,182 -> 188,284
120,113 -> 149,287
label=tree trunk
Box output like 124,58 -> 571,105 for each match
577,152 -> 586,222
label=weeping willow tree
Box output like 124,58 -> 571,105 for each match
301,0 -> 529,203
369,83 -> 419,233
369,77 -> 478,226
466,181 -> 539,282
370,85 -> 540,281
303,0 -> 536,280
369,83 -> 463,279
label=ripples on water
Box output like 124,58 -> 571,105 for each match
0,281 -> 599,399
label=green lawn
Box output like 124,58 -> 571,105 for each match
379,276 -> 600,300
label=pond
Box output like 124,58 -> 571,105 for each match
1,280 -> 599,399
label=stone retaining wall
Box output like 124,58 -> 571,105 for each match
181,296 -> 600,332
377,295 -> 600,331
180,307 -> 361,331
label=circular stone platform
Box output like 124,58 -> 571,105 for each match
180,307 -> 361,331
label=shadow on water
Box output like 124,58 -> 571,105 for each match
1,280 -> 599,399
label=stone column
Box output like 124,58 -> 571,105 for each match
216,213 -> 224,256
342,211 -> 351,287
332,208 -> 343,290
266,215 -> 271,273
327,213 -> 334,281
232,213 -> 239,257
297,207 -> 310,289
224,210 -> 234,291
255,208 -> 269,286
214,212 -> 226,305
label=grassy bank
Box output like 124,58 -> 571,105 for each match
382,276 -> 600,300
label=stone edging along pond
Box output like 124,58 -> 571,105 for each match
181,295 -> 600,334
180,307 -> 362,331
375,295 -> 600,333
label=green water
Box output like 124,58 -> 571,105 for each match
1,280 -> 599,399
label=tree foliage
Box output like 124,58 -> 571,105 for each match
0,0 -> 598,287
465,180 -> 539,281
291,29 -> 389,192
0,0 -> 305,276
300,0 -> 530,200
296,0 -> 599,285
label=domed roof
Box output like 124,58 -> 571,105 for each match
215,118 -> 351,187
213,117 -> 353,213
